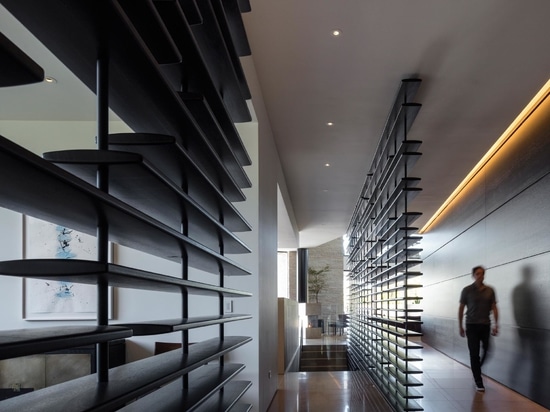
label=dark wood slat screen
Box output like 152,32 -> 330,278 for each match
346,79 -> 424,412
0,0 -> 254,409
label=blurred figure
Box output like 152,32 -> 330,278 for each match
458,265 -> 499,392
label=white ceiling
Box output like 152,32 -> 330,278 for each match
0,4 -> 120,121
242,0 -> 550,248
2,1 -> 550,250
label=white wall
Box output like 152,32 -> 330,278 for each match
0,120 -> 132,331
225,119 -> 261,408
0,120 -> 131,154
0,94 -> 285,411
233,56 -> 285,411
0,208 -> 24,330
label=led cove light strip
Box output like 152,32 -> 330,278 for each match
420,78 -> 550,234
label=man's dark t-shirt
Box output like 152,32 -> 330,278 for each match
459,283 -> 497,325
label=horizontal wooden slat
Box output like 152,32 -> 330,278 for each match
367,284 -> 422,297
0,260 -> 253,293
371,349 -> 421,375
0,326 -> 132,360
117,314 -> 252,335
236,0 -> 251,13
370,248 -> 422,267
177,0 -> 202,25
0,336 -> 251,411
0,135 -> 249,275
2,0 -> 252,181
396,395 -> 424,412
368,317 -> 422,327
376,80 -> 422,150
153,0 -> 252,165
44,149 -> 249,254
368,260 -> 422,282
378,212 -> 422,244
351,140 -> 421,236
193,380 -> 252,411
119,363 -> 245,411
382,234 -> 422,257
0,31 -> 44,87
373,103 -> 421,172
186,0 -> 251,123
372,273 -> 423,289
366,322 -> 422,339
179,93 -> 251,188
386,367 -> 423,387
108,133 -> 251,232
227,403 -> 253,412
215,0 -> 251,57
117,0 -> 182,64
382,332 -> 423,351
374,341 -> 423,363
374,307 -> 423,314
209,0 -> 251,100
385,374 -> 423,400
371,181 -> 421,227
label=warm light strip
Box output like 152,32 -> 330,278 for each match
420,78 -> 550,234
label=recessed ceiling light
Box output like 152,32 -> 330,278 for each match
44,76 -> 57,84
332,30 -> 341,36
327,122 -> 334,126
325,163 -> 331,167
323,189 -> 329,192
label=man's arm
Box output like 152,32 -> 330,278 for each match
458,302 -> 465,337
491,302 -> 499,336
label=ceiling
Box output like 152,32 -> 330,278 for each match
2,1 -> 550,250
242,0 -> 550,248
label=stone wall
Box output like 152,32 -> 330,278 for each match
288,251 -> 297,301
307,237 -> 344,331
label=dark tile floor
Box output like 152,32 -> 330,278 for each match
267,336 -> 548,412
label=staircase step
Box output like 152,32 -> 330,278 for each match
299,343 -> 350,372
301,344 -> 347,352
299,365 -> 349,372
300,351 -> 347,359
300,358 -> 348,367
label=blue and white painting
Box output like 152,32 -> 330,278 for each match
24,216 -> 100,320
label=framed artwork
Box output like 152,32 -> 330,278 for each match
23,215 -> 113,320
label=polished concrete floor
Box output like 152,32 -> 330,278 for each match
267,336 -> 549,412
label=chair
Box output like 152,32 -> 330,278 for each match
335,314 -> 349,335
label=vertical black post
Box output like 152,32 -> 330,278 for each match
298,248 -> 308,303
181,252 -> 189,390
96,21 -> 110,382
180,220 -> 190,354
219,241 -> 225,367
96,222 -> 109,383
181,216 -> 189,390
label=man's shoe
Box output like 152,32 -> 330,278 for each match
475,381 -> 485,392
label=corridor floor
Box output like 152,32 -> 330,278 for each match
267,340 -> 548,412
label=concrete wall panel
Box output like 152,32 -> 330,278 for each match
422,97 -> 550,409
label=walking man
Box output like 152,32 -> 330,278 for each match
458,265 -> 499,392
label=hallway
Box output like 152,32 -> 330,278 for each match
267,341 -> 548,412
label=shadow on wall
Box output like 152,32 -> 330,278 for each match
510,265 -> 550,406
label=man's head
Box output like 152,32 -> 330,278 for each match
472,265 -> 485,285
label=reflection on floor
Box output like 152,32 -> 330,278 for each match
268,337 -> 549,412
299,334 -> 349,372
301,333 -> 348,347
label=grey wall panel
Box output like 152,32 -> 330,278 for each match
425,177 -> 487,251
422,315 -> 469,364
422,222 -> 488,287
421,98 -> 550,409
484,104 -> 550,213
484,174 -> 550,267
